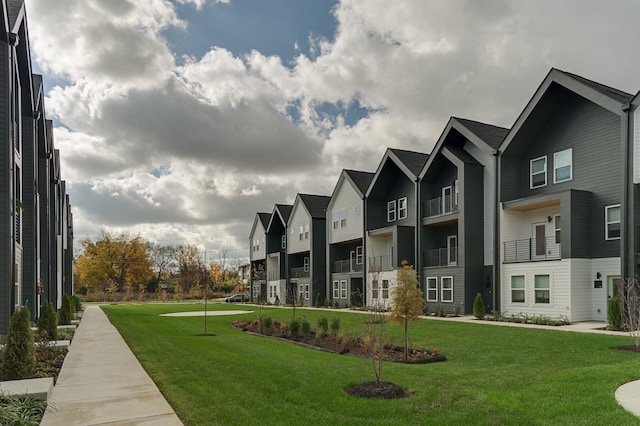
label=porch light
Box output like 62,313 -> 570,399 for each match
547,216 -> 552,223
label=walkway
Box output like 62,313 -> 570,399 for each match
40,305 -> 182,426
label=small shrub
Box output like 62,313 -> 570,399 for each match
301,317 -> 311,334
274,295 -> 280,306
1,307 -> 36,380
59,294 -> 73,325
349,293 -> 357,308
37,300 -> 58,340
473,292 -> 485,319
333,299 -> 339,309
0,395 -> 46,425
608,295 -> 623,330
453,303 -> 462,316
317,316 -> 328,334
258,314 -> 273,334
330,317 -> 341,334
316,292 -> 322,308
290,317 -> 301,338
71,294 -> 82,313
435,302 -> 443,317
324,298 -> 331,307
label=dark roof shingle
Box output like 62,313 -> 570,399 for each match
275,204 -> 293,223
344,169 -> 375,195
257,212 -> 271,229
389,148 -> 429,177
299,194 -> 331,219
560,70 -> 633,104
454,117 -> 509,149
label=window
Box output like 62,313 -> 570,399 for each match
441,276 -> 453,302
426,277 -> 438,301
340,209 -> 347,228
606,205 -> 621,240
340,280 -> 347,299
554,215 -> 561,244
332,211 -> 339,230
372,279 -> 379,299
387,200 -> 396,222
281,235 -> 286,249
511,275 -> 525,303
304,284 -> 310,300
355,204 -> 361,215
304,224 -> 309,240
356,246 -> 363,264
530,156 -> 547,188
454,179 -> 459,205
303,257 -> 309,272
398,197 -> 407,220
553,148 -> 572,183
333,281 -> 340,299
534,275 -> 550,304
382,280 -> 389,299
299,225 -> 304,240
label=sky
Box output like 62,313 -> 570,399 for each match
24,0 -> 640,264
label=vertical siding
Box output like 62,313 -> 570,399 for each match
328,179 -> 363,244
634,106 -> 640,183
287,202 -> 310,254
0,42 -> 12,332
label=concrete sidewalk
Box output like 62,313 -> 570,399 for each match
40,305 -> 182,425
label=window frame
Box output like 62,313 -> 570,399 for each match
398,197 -> 408,220
605,204 -> 621,240
299,225 -> 304,241
332,211 -> 339,230
281,235 -> 286,249
355,246 -> 363,265
340,280 -> 347,299
387,200 -> 396,222
554,215 -> 561,244
530,156 -> 547,189
534,274 -> 550,304
441,276 -> 453,302
426,277 -> 438,302
333,280 -> 340,299
382,279 -> 390,299
304,224 -> 309,240
553,148 -> 573,183
372,279 -> 379,299
511,275 -> 525,304
340,208 -> 347,228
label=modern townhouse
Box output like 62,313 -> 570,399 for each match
265,204 -> 292,304
365,148 -> 429,306
498,68 -> 634,322
326,169 -> 374,307
0,0 -> 74,332
419,117 -> 508,314
287,194 -> 331,307
249,212 -> 271,301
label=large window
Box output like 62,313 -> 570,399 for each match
511,275 -> 525,303
387,200 -> 396,222
530,156 -> 547,188
426,277 -> 438,301
340,280 -> 348,299
398,197 -> 407,219
605,204 -> 621,240
553,148 -> 572,183
333,281 -> 340,299
441,276 -> 453,302
534,275 -> 550,304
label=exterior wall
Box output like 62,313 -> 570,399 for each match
588,257 -> 620,322
366,269 -> 396,308
634,106 -> 640,184
311,218 -> 326,304
423,266 -> 463,314
328,179 -> 364,244
288,202 -> 310,254
367,163 -> 416,231
249,220 -> 266,261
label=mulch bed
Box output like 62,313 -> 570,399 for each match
345,381 -> 408,399
617,345 -> 640,353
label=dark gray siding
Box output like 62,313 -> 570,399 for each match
462,163 -> 485,313
395,226 -> 415,267
21,114 -> 37,319
0,43 -> 11,333
311,218 -> 326,303
423,266 -> 464,314
367,161 -> 416,231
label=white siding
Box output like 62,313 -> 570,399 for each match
249,220 -> 266,261
366,270 -> 397,308
590,257 -> 620,322
464,141 -> 495,266
634,106 -> 640,183
569,259 -> 591,322
288,201 -> 311,254
328,178 -> 364,244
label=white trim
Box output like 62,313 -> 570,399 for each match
340,280 -> 347,299
426,277 -> 438,302
510,275 -> 525,304
530,155 -> 547,189
333,280 -> 339,299
553,148 -> 572,183
387,200 -> 396,222
441,276 -> 453,302
534,274 -> 550,304
605,204 -> 621,240
398,197 -> 408,219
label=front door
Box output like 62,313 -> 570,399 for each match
442,186 -> 453,214
532,222 -> 546,259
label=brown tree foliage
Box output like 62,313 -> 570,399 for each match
388,262 -> 424,359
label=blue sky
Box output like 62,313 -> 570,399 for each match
24,0 -> 640,261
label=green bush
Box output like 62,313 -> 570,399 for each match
36,301 -> 58,340
608,295 -> 623,330
1,307 -> 36,380
258,314 -> 273,334
71,294 -> 82,313
290,317 -> 301,338
315,292 -> 322,308
59,294 -> 73,325
473,292 -> 485,320
301,317 -> 311,334
330,317 -> 341,334
317,316 -> 329,334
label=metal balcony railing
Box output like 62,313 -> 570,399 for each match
503,236 -> 560,263
423,195 -> 458,218
253,271 -> 266,281
290,267 -> 310,278
368,255 -> 394,272
423,247 -> 457,267
333,259 -> 364,273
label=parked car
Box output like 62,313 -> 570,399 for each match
224,294 -> 250,303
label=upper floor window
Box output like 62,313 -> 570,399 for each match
299,225 -> 304,240
304,224 -> 309,239
281,235 -> 286,249
398,197 -> 407,220
530,156 -> 547,188
553,148 -> 572,183
554,215 -> 561,244
332,211 -> 339,230
340,209 -> 347,228
356,246 -> 363,264
605,204 -> 621,240
387,200 -> 396,222
355,204 -> 361,215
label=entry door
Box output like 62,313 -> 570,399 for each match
350,250 -> 356,272
532,223 -> 546,258
442,186 -> 453,213
447,235 -> 458,266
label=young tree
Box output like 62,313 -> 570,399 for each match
619,278 -> 640,348
37,301 -> 58,340
473,292 -> 486,320
388,262 -> 423,359
1,307 -> 36,380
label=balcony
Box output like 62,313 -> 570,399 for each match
368,255 -> 394,272
290,267 -> 310,278
333,259 -> 364,274
503,236 -> 560,263
423,247 -> 457,268
424,195 -> 458,218
253,271 -> 266,282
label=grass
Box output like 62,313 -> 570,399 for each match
102,303 -> 640,425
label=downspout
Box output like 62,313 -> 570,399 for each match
492,149 -> 500,312
621,103 -> 633,279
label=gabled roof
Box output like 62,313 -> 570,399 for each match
444,145 -> 482,166
266,204 -> 292,233
257,212 -> 271,229
344,169 -> 375,196
500,68 -> 632,153
419,116 -> 507,178
298,194 -> 331,219
7,0 -> 23,29
367,148 -> 429,197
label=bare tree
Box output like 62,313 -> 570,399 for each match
619,278 -> 640,348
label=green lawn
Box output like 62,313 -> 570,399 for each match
101,303 -> 640,425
